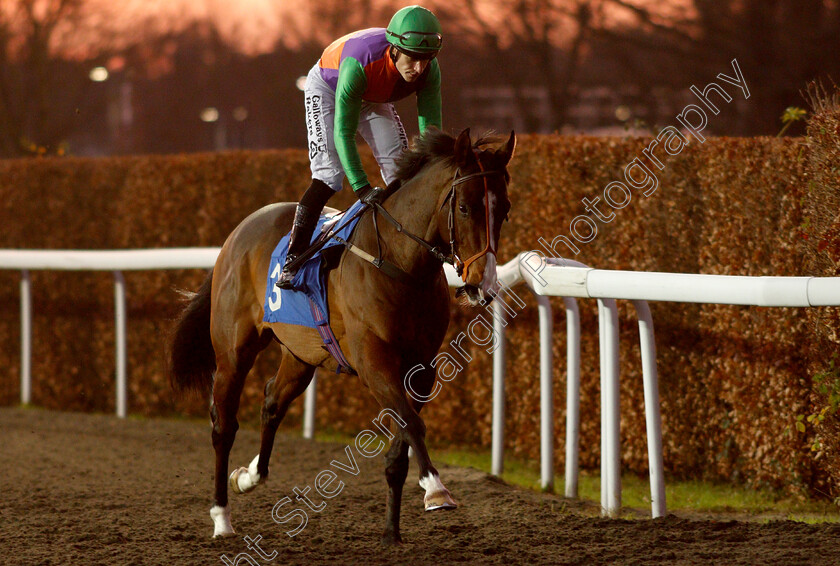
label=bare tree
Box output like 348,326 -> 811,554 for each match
600,0 -> 840,134
0,0 -> 184,156
452,0 -> 598,132
278,0 -> 397,51
0,0 -> 93,155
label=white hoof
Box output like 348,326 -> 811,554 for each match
419,473 -> 458,511
210,505 -> 235,538
230,455 -> 263,495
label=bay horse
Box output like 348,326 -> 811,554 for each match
169,127 -> 515,544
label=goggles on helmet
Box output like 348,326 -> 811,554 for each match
386,30 -> 443,51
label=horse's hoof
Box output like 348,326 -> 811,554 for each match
229,467 -> 249,494
424,489 -> 458,511
230,455 -> 263,495
210,505 -> 235,538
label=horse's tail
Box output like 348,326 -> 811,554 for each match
169,269 -> 216,395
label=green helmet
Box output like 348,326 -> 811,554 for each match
386,5 -> 442,58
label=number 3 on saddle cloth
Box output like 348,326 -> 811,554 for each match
263,200 -> 367,375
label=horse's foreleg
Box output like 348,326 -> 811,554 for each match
391,399 -> 457,513
402,393 -> 458,514
230,347 -> 315,495
382,432 -> 409,545
360,342 -> 457,543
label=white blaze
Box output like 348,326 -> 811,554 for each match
480,191 -> 499,297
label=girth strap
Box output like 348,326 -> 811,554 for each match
308,298 -> 356,375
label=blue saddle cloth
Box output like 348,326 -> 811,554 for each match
263,200 -> 366,327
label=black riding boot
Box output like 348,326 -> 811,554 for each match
276,203 -> 320,290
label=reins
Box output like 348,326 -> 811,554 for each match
324,150 -> 507,285
371,202 -> 451,264
303,203 -> 417,285
366,152 -> 505,280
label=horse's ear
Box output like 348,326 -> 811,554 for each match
502,130 -> 517,166
454,128 -> 477,169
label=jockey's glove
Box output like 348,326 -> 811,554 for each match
356,184 -> 385,206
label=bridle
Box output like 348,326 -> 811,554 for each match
446,154 -> 504,277
371,150 -> 507,278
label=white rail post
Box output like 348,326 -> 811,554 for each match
491,299 -> 506,476
632,300 -> 666,518
563,297 -> 581,498
598,298 -> 621,517
113,271 -> 127,418
536,294 -> 554,491
20,270 -> 32,405
598,300 -> 607,509
303,376 -> 317,439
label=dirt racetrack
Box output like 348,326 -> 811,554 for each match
4,407 -> 840,566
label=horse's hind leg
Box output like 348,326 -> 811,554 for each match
228,346 -> 315,494
209,328 -> 271,538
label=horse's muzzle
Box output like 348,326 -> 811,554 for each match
457,251 -> 499,307
455,284 -> 494,307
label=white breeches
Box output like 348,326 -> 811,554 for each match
304,63 -> 409,191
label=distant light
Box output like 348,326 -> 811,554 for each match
200,107 -> 219,123
295,76 -> 307,91
615,105 -> 631,122
89,67 -> 109,82
233,106 -> 249,122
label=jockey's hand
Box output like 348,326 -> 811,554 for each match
356,184 -> 385,206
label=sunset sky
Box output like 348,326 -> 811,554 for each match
103,0 -> 284,52
6,0 -> 697,59
139,0 -> 693,51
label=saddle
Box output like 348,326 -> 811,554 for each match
262,183 -> 431,374
262,200 -> 369,374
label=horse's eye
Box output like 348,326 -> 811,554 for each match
459,204 -> 468,215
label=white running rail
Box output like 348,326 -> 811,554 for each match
490,254 -> 663,518
0,248 -> 220,418
511,251 -> 840,518
4,248 -> 840,522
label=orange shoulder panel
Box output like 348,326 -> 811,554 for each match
320,32 -> 355,70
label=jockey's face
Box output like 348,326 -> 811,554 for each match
394,50 -> 431,83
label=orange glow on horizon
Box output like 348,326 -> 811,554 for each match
3,0 -> 698,60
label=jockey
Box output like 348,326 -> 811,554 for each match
276,5 -> 443,289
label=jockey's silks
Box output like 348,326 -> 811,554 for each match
316,28 -> 442,190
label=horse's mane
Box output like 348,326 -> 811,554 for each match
393,128 -> 503,183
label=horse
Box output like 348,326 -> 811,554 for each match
169,127 -> 515,544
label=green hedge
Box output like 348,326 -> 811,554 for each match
1,102 -> 838,497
